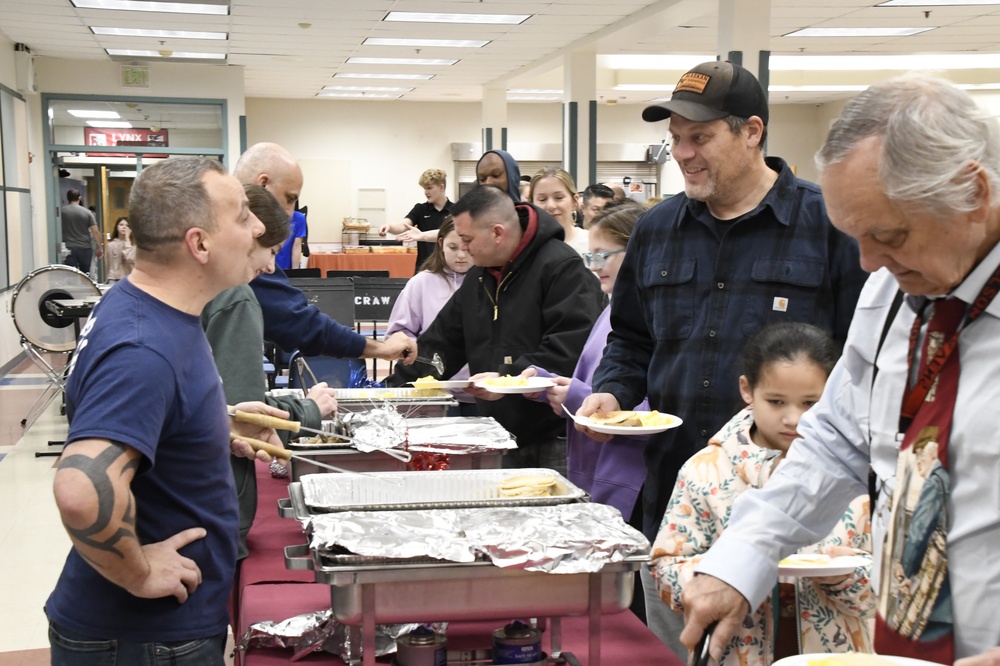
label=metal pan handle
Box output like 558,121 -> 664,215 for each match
284,543 -> 316,571
277,497 -> 295,519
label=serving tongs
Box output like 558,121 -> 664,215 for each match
402,351 -> 445,375
229,410 -> 411,463
229,432 -> 404,485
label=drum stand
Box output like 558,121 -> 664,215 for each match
20,340 -> 71,455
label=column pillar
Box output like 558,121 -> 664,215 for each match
563,45 -> 597,189
717,0 -> 771,94
482,84 -> 508,152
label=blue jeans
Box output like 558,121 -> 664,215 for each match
64,247 -> 94,275
48,621 -> 227,666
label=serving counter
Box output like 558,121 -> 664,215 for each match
307,253 -> 416,279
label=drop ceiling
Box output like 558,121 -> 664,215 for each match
2,0 -> 1000,107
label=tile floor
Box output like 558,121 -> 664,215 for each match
0,357 -> 71,664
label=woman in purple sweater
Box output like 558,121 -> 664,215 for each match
384,217 -> 476,415
527,201 -> 649,518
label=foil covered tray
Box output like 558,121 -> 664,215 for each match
403,416 -> 516,451
296,468 -> 585,513
307,503 -> 649,574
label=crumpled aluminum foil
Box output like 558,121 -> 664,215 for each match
237,609 -> 445,662
236,608 -> 336,661
340,405 -> 406,454
308,503 -> 649,573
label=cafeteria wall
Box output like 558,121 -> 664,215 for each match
244,97 -> 827,241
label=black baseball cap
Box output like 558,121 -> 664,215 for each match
642,60 -> 769,126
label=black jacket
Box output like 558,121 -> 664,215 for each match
389,204 -> 604,444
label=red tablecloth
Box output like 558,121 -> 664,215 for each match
237,466 -> 684,666
307,253 -> 416,278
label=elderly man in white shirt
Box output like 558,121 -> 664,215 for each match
681,76 -> 1000,666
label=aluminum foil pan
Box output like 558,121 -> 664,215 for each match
308,502 -> 649,574
404,416 -> 517,452
298,468 -> 585,512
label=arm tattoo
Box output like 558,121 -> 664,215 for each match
59,442 -> 140,560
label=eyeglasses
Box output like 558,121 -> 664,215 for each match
582,249 -> 626,269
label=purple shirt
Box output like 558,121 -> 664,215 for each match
533,306 -> 649,518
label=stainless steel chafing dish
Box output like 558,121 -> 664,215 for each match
284,544 -> 647,666
285,416 -> 513,481
332,387 -> 457,418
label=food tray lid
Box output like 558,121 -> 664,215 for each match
298,468 -> 585,512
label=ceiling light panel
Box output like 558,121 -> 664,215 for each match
322,85 -> 414,92
878,0 -> 1000,5
363,38 -> 489,48
86,120 -> 134,128
106,48 -> 226,59
71,0 -> 229,15
68,110 -> 121,119
347,57 -> 457,66
770,53 -> 1000,70
784,27 -> 935,37
334,73 -> 434,80
383,12 -> 530,25
316,92 -> 403,99
91,27 -> 227,39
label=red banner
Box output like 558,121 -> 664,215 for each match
84,128 -> 169,157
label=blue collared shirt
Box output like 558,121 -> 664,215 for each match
593,156 -> 867,538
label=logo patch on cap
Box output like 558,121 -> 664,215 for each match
674,72 -> 710,95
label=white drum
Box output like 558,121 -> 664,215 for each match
11,264 -> 100,353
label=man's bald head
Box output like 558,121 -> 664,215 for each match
233,142 -> 303,217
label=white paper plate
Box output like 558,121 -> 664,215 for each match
408,380 -> 472,390
565,406 -> 683,435
473,377 -> 555,394
774,654 -> 942,666
776,554 -> 868,577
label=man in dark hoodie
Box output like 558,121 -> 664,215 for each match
476,149 -> 522,202
387,186 -> 603,474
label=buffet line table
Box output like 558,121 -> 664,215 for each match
307,253 -> 416,278
237,464 -> 683,665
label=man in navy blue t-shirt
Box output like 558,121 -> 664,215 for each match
45,157 -> 288,665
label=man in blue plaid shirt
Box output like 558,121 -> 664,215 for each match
578,60 -> 868,656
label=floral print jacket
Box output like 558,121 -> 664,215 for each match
651,407 -> 874,666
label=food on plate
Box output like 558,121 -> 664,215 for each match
587,410 -> 675,428
499,474 -> 556,497
779,553 -> 833,566
413,375 -> 439,386
482,375 -> 529,387
808,654 -> 898,666
639,410 -> 673,426
589,410 -> 643,427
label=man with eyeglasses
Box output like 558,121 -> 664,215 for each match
577,60 -> 868,657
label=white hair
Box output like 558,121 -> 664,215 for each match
816,76 -> 1000,215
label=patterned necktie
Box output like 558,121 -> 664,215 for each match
875,297 -> 966,664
